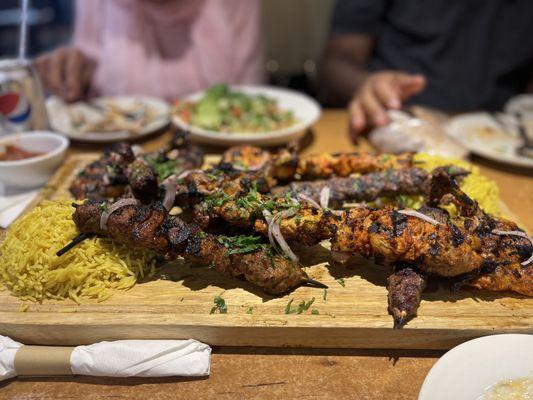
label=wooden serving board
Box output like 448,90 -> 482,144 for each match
0,154 -> 531,349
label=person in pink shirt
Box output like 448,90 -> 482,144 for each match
35,0 -> 265,102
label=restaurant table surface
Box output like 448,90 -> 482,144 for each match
1,110 -> 532,400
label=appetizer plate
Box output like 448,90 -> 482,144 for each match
172,85 -> 322,146
46,96 -> 170,143
0,131 -> 69,188
419,334 -> 533,400
446,112 -> 533,168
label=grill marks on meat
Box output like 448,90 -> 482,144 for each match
183,235 -> 303,294
69,143 -> 134,200
72,201 -> 307,294
273,168 -> 430,207
69,129 -> 204,201
387,265 -> 427,328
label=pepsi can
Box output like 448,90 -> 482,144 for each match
0,59 -> 49,134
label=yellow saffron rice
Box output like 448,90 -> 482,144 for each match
412,153 -> 501,216
0,199 -> 157,303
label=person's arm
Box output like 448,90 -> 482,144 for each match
324,33 -> 374,106
34,0 -> 100,102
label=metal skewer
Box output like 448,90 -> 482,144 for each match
56,233 -> 92,257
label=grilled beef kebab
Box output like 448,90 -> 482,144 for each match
69,129 -> 204,201
71,200 -> 325,295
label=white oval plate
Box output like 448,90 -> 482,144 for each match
419,334 -> 533,400
446,112 -> 533,168
46,96 -> 170,143
172,85 -> 322,147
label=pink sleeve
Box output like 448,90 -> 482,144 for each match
72,0 -> 102,60
226,0 -> 265,84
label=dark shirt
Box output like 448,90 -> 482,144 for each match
331,0 -> 533,111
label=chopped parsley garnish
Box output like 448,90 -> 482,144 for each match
285,297 -> 315,314
99,202 -> 108,212
236,183 -> 262,210
380,154 -> 392,163
144,155 -> 183,180
210,294 -> 227,314
246,306 -> 254,314
205,192 -> 231,208
311,309 -> 319,315
336,278 -> 346,287
217,235 -> 267,255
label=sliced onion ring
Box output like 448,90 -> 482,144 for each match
162,175 -> 178,211
100,198 -> 139,230
492,229 -> 533,266
297,193 -> 322,210
267,208 -> 298,262
397,209 -> 440,226
177,169 -> 203,180
320,186 -> 331,209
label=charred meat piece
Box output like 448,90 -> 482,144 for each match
387,265 -> 427,328
273,168 -> 431,208
72,200 -> 315,294
69,142 -> 135,200
127,160 -> 159,203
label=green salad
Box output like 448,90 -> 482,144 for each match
174,84 -> 296,133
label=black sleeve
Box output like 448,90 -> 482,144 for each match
330,0 -> 387,36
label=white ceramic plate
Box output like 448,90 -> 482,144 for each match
419,334 -> 533,400
505,94 -> 533,117
172,85 -> 322,146
446,112 -> 533,168
46,96 -> 170,143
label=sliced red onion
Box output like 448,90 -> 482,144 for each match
397,209 -> 440,226
330,210 -> 344,217
298,193 -> 322,210
320,186 -> 330,209
100,198 -> 139,230
262,209 -> 273,224
162,175 -> 178,210
131,145 -> 143,157
232,153 -> 269,172
267,208 -> 298,262
492,229 -> 533,266
177,169 -> 204,180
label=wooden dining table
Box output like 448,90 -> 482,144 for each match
1,110 -> 532,400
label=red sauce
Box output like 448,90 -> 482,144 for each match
0,145 -> 44,161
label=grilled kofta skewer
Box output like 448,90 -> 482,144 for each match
71,200 -> 324,295
387,264 -> 427,328
69,129 -> 204,201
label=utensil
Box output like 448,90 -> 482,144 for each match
18,0 -> 29,60
514,112 -> 533,158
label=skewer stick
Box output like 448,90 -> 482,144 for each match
56,233 -> 91,257
302,277 -> 328,289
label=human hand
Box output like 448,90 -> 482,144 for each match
348,71 -> 426,141
35,47 -> 96,103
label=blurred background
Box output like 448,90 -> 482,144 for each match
0,0 -> 335,102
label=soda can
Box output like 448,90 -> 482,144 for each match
0,58 -> 49,134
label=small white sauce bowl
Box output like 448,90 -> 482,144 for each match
0,131 -> 69,188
